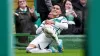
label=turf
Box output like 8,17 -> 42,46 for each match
15,49 -> 85,56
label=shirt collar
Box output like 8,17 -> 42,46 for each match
20,7 -> 27,12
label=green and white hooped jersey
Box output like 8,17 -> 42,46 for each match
51,16 -> 68,35
40,16 -> 68,35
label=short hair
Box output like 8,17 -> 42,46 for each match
53,3 -> 64,16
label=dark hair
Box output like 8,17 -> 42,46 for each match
53,3 -> 65,16
61,0 -> 73,16
47,4 -> 63,19
53,3 -> 62,8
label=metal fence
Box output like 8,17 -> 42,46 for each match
14,33 -> 86,49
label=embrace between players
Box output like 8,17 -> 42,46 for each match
26,4 -> 68,53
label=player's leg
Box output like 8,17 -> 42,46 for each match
26,33 -> 54,53
43,25 -> 59,44
26,45 -> 58,53
43,26 -> 63,53
26,40 -> 38,53
49,46 -> 58,53
57,39 -> 63,53
49,39 -> 63,53
49,30 -> 63,53
26,33 -> 43,52
27,48 -> 52,53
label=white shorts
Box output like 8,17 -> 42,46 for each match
29,33 -> 54,49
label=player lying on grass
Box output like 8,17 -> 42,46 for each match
26,4 -> 68,53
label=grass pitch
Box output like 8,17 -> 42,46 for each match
15,49 -> 85,56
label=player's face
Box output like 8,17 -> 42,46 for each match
65,1 -> 72,10
50,5 -> 62,17
18,0 -> 27,8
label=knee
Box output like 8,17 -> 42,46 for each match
26,44 -> 36,51
26,47 -> 33,52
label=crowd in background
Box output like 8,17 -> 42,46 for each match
14,0 -> 87,42
36,0 -> 87,35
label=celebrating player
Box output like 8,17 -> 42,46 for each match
26,4 -> 68,53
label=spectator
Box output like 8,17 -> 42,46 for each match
61,0 -> 81,34
72,0 -> 87,34
37,0 -> 53,22
14,0 -> 38,43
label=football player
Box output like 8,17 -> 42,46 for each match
26,4 -> 68,53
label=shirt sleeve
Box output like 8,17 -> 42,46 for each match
55,16 -> 68,30
36,21 -> 45,34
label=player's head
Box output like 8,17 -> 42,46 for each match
18,0 -> 27,8
48,4 -> 62,19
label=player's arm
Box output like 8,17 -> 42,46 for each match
55,17 -> 68,30
36,21 -> 45,34
36,20 -> 54,34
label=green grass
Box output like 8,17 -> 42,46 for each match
15,49 -> 85,56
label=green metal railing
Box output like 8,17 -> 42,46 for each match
14,33 -> 85,49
